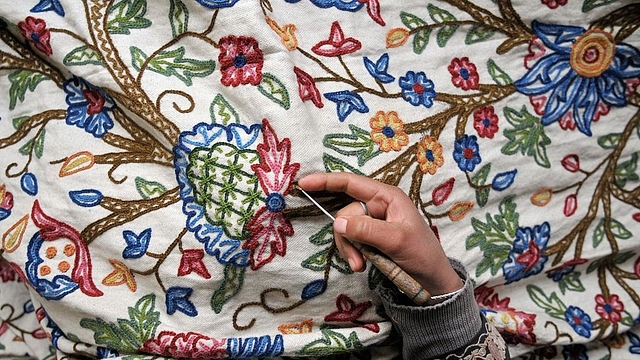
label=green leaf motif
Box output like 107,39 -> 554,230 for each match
593,218 -> 633,248
108,0 -> 152,35
298,329 -> 363,355
323,124 -> 381,167
169,0 -> 189,37
18,131 -> 46,159
135,177 -> 167,199
130,46 -> 216,87
13,116 -> 30,130
466,25 -> 496,44
487,59 -> 513,86
257,73 -> 290,110
323,153 -> 365,175
502,106 -> 552,168
210,94 -> 239,125
597,133 -> 621,149
466,196 -> 519,277
582,0 -> 618,12
309,224 -> 334,246
211,264 -> 245,314
413,28 -> 431,54
63,46 -> 104,67
427,4 -> 458,47
558,272 -> 585,294
471,163 -> 492,207
80,294 -> 160,352
399,11 -> 427,29
8,70 -> 49,110
614,152 -> 639,187
527,285 -> 567,319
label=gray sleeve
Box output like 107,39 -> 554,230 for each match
376,259 -> 510,360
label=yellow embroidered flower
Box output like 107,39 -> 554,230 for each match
266,17 -> 298,51
416,135 -> 444,174
369,111 -> 409,152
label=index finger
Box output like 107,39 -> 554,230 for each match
298,172 -> 392,203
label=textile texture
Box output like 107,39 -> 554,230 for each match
0,0 -> 639,359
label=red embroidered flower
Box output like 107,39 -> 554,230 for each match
18,16 -> 52,56
473,106 -> 499,139
312,21 -> 362,57
325,294 -> 379,333
142,331 -> 227,358
595,294 -> 624,323
541,0 -> 567,9
293,67 -> 323,108
178,249 -> 211,279
448,57 -> 479,90
218,35 -> 264,87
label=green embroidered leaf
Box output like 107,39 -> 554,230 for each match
63,46 -> 104,66
614,152 -> 639,187
466,196 -> 519,277
331,252 -> 352,274
399,11 -> 427,29
323,124 -> 381,167
621,311 -> 635,326
413,28 -> 431,54
13,116 -> 30,130
130,46 -> 216,86
80,294 -> 160,352
19,139 -> 34,156
18,129 -> 46,158
586,257 -> 605,274
322,153 -> 365,175
597,133 -> 621,149
298,329 -> 363,355
169,0 -> 189,37
593,218 -> 632,248
582,0 -> 618,12
427,4 -> 458,47
210,94 -> 240,125
211,264 -> 245,314
612,251 -> 635,265
487,59 -> 513,86
257,73 -> 290,110
466,25 -> 495,44
108,0 -> 152,35
558,271 -> 585,294
302,248 -> 331,272
368,267 -> 384,290
8,70 -> 49,110
471,163 -> 491,207
526,285 -> 567,319
502,106 -> 551,168
309,224 -> 334,246
135,177 -> 167,199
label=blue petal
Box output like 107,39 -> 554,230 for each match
597,72 -> 628,107
84,112 -> 114,138
364,54 -> 395,83
298,0 -> 364,11
531,21 -> 584,54
572,78 -> 599,136
21,172 -> 38,196
0,208 -> 10,221
540,72 -> 581,126
122,228 -> 152,259
30,0 -> 65,16
612,43 -> 640,78
69,189 -> 103,207
166,286 -> 198,316
301,279 -> 327,300
324,90 -> 369,122
515,54 -> 572,95
194,0 -> 239,8
66,106 -> 89,128
492,169 -> 517,191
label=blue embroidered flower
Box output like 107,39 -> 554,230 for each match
324,90 -> 369,122
629,331 -> 640,354
31,0 -> 65,16
515,21 -> 640,136
502,222 -> 550,284
565,305 -> 593,338
364,53 -> 395,83
63,76 -> 115,138
166,286 -> 198,316
561,344 -> 588,360
194,0 -> 239,8
398,70 -> 436,108
284,0 -> 363,11
174,122 -> 261,266
452,134 -> 481,172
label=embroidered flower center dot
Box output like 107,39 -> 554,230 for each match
463,148 -> 475,159
482,118 -> 491,127
570,29 -> 615,78
459,68 -> 470,80
265,192 -> 286,213
83,89 -> 105,115
234,54 -> 247,68
573,316 -> 582,326
412,82 -> 425,94
30,32 -> 41,43
381,126 -> 395,138
603,304 -> 613,313
425,149 -> 435,162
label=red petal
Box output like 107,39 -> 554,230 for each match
561,154 -> 580,173
432,177 -> 455,206
563,194 -> 577,217
632,212 -> 640,222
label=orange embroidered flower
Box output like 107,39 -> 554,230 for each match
266,17 -> 298,51
369,111 -> 409,152
416,135 -> 444,174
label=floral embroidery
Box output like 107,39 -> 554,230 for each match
595,294 -> 624,323
218,35 -> 264,86
448,57 -> 479,91
398,70 -> 436,108
416,135 -> 444,175
141,330 -> 227,358
266,17 -> 298,51
324,90 -> 369,121
369,110 -> 409,152
363,53 -> 395,83
178,249 -> 212,279
293,66 -> 323,108
18,16 -> 52,56
515,21 -> 640,136
503,222 -> 550,284
195,0 -> 239,9
565,305 -> 593,338
0,184 -> 13,221
312,21 -> 362,57
452,134 -> 481,172
541,0 -> 567,9
30,0 -> 65,16
63,76 -> 115,138
473,106 -> 499,139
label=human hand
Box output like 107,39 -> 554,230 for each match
297,172 -> 463,299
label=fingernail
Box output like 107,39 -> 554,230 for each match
348,258 -> 356,271
334,217 -> 347,234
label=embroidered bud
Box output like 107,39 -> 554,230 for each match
561,154 -> 580,173
564,194 -> 577,217
432,177 -> 455,206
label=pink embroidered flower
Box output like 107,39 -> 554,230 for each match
293,67 -> 323,108
325,294 -> 379,333
142,331 -> 227,358
595,294 -> 624,323
473,106 -> 499,139
357,0 -> 385,26
369,110 -> 409,152
218,35 -> 264,86
448,57 -> 479,91
0,259 -> 18,282
18,16 -> 52,56
178,249 -> 211,279
541,0 -> 567,9
312,21 -> 362,57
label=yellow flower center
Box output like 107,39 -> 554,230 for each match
570,29 -> 615,78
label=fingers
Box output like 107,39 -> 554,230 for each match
298,172 -> 392,204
